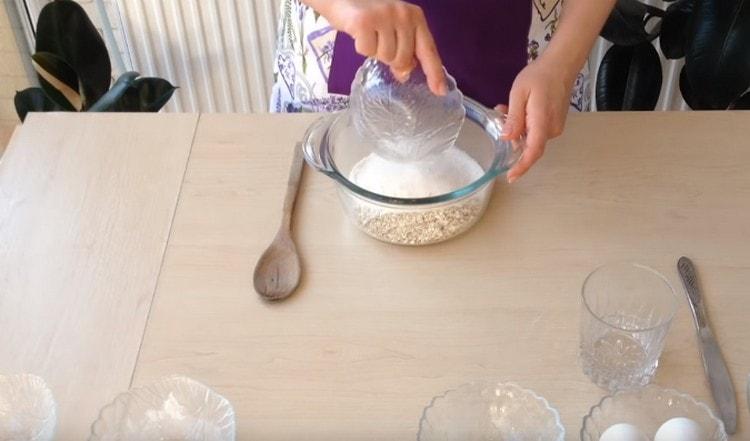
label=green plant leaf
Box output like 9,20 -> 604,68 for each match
685,0 -> 750,109
31,51 -> 82,111
729,90 -> 750,109
601,0 -> 665,46
35,0 -> 112,107
679,64 -> 705,109
87,71 -> 139,112
659,0 -> 695,59
111,78 -> 177,112
596,43 -> 663,110
14,87 -> 64,122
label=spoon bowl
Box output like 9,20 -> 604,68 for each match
253,231 -> 301,301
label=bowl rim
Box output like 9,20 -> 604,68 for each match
88,375 -> 236,441
579,384 -> 728,441
417,381 -> 565,441
309,98 -> 522,206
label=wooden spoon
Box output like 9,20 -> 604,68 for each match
253,143 -> 305,301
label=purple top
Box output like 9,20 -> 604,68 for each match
328,0 -> 532,108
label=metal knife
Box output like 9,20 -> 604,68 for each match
678,256 -> 737,434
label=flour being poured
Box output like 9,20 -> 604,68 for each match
349,146 -> 484,198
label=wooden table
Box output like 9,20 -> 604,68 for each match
1,112 -> 748,440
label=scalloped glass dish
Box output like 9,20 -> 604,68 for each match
0,374 -> 56,441
581,385 -> 727,441
349,59 -> 466,162
418,382 -> 565,441
89,375 -> 235,441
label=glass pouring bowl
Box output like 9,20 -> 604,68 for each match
349,58 -> 466,162
303,98 -> 523,246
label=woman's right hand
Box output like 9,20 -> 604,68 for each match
308,0 -> 446,95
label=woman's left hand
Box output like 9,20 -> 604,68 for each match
499,54 -> 577,183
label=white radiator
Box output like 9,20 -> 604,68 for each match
113,0 -> 278,113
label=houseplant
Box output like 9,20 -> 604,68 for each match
14,0 -> 176,121
596,0 -> 749,110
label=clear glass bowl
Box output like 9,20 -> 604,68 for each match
581,385 -> 727,441
89,375 -> 235,441
303,98 -> 523,246
0,374 -> 56,441
349,59 -> 466,162
417,382 -> 565,441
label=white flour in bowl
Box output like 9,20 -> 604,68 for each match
348,146 -> 484,198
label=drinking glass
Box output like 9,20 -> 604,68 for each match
580,263 -> 679,391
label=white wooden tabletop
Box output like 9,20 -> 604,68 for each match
0,113 -> 198,439
1,111 -> 748,440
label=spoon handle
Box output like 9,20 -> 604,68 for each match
281,143 -> 305,231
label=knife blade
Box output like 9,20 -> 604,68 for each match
678,256 -> 737,434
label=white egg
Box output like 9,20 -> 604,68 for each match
599,423 -> 649,441
654,417 -> 706,441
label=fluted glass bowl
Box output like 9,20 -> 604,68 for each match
581,385 -> 727,440
89,375 -> 235,441
0,374 -> 56,441
303,99 -> 523,246
417,382 -> 565,441
349,59 -> 466,162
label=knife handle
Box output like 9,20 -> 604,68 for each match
698,327 -> 738,434
677,257 -> 737,434
678,257 -> 707,329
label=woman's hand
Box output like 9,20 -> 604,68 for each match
306,0 -> 446,95
500,54 -> 576,183
498,0 -> 616,183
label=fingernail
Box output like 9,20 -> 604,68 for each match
394,69 -> 410,83
502,121 -> 514,136
507,175 -> 517,184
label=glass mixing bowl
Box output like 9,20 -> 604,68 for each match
303,98 -> 523,246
